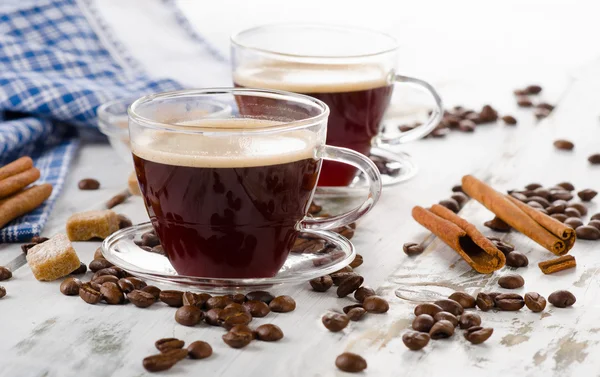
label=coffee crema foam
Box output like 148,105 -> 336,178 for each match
233,63 -> 390,93
131,119 -> 318,168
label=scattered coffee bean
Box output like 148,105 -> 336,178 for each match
476,293 -> 494,311
403,331 -> 431,352
78,178 -> 100,190
429,319 -> 455,339
0,286 -> 5,299
464,327 -> 493,344
498,274 -> 524,289
479,105 -> 498,122
245,290 -> 274,304
20,243 -> 36,255
255,324 -> 283,341
187,341 -> 212,359
535,108 -> 551,119
60,277 -> 82,296
243,300 -> 270,318
205,308 -> 223,326
308,202 -> 322,214
564,217 -> 583,229
412,314 -> 434,333
569,203 -> 588,216
69,262 -> 87,275
448,292 -> 476,309
458,313 -> 481,329
155,338 -> 184,353
434,312 -> 458,327
528,196 -> 551,208
524,292 -> 546,312
451,192 -> 469,207
439,198 -> 460,213
269,295 -> 296,313
452,185 -> 464,193
506,252 -> 529,268
576,225 -> 600,240
354,286 -> 376,303
347,307 -> 366,321
335,352 -> 367,373
92,267 -> 121,280
117,214 -> 132,229
118,279 -> 135,294
524,84 -> 542,94
232,293 -> 246,304
578,189 -> 597,202
106,192 -> 128,209
93,247 -> 104,260
229,324 -> 256,339
517,97 -> 533,107
143,352 -> 180,372
343,304 -> 363,314
550,190 -> 573,201
222,330 -> 253,348
337,275 -> 364,298
553,139 -> 574,151
79,282 -> 102,305
220,311 -> 252,331
30,236 -> 49,244
141,232 -> 160,247
551,213 -> 568,222
564,208 -> 582,218
414,303 -> 443,317
89,258 -> 113,272
588,154 -> 600,164
484,217 -> 511,232
589,220 -> 600,231
403,242 -> 424,256
592,213 -> 600,221
100,283 -> 124,305
349,254 -> 363,269
93,275 -> 119,285
141,285 -> 161,300
363,296 -> 389,313
495,293 -> 525,311
555,182 -> 574,191
547,202 -> 566,214
548,290 -> 576,308
159,290 -> 184,307
127,290 -> 155,308
501,115 -> 517,125
433,299 -> 463,316
175,305 -> 204,326
0,266 -> 12,281
333,266 -> 354,274
525,183 -> 542,190
488,239 -> 515,254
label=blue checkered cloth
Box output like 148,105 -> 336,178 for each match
0,0 -> 194,242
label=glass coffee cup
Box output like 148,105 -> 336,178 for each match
231,24 -> 443,187
128,88 -> 381,279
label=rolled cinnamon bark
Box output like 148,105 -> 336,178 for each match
0,167 -> 40,198
0,156 -> 33,181
462,175 -> 574,255
412,205 -> 505,273
0,184 -> 53,228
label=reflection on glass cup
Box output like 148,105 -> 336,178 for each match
128,88 -> 382,278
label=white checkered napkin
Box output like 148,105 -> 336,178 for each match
0,0 -> 193,242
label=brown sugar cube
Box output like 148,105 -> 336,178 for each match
128,171 -> 141,196
26,234 -> 81,281
66,210 -> 120,241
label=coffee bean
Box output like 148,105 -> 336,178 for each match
222,330 -> 253,348
343,304 -> 363,314
354,286 -> 376,303
159,290 -> 184,307
269,295 -> 296,313
245,290 -> 274,304
255,324 -> 283,342
448,292 -> 476,309
106,192 -> 128,209
564,208 -> 582,218
402,331 -> 430,351
528,201 -> 544,210
498,274 -> 524,289
430,127 -> 449,138
187,341 -> 212,359
523,183 -> 542,191
429,319 -> 455,339
484,217 -> 511,232
93,275 -> 119,285
349,254 -> 363,269
30,236 -> 49,244
412,314 -> 434,332
0,267 -> 12,281
488,292 -> 503,303
488,238 -> 515,254
308,275 -> 332,293
337,275 -> 364,298
79,282 -> 102,304
20,243 -> 36,255
243,300 -> 270,318
99,282 -> 124,305
89,258 -> 113,272
93,266 -> 124,280
142,352 -> 179,372
524,292 -> 546,312
347,307 -> 366,321
548,290 -> 576,308
60,277 -> 82,296
535,108 -> 551,119
127,289 -> 155,308
528,196 -> 551,208
588,154 -> 600,164
476,293 -> 494,311
501,115 -> 517,125
434,312 -> 458,327
593,213 -> 600,221
205,308 -> 223,326
553,139 -> 574,151
78,178 -> 100,190
117,214 -> 132,229
0,286 -> 5,299
155,338 -> 184,352
495,293 -> 525,311
403,242 -> 424,256
433,299 -> 463,316
439,198 -> 460,213
547,202 -> 566,215
451,192 -> 469,207
576,225 -> 600,240
335,352 -> 367,373
452,185 -> 464,193
517,97 -> 533,107
414,303 -> 443,317
232,293 -> 246,304
121,276 -> 147,290
175,305 -> 203,326
458,313 -> 482,329
578,189 -> 597,202
464,327 -> 493,344
550,190 -> 574,201
218,306 -> 252,330
569,203 -> 588,216
363,296 -> 389,313
141,285 -> 161,300
589,220 -> 600,231
118,279 -> 135,294
551,213 -> 568,222
141,231 -> 160,247
564,217 -> 583,229
308,202 -> 322,215
506,252 -> 529,268
479,105 -> 498,122
333,266 -> 354,274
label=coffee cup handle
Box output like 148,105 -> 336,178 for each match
376,74 -> 444,146
300,145 -> 382,231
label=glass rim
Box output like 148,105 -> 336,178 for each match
231,23 -> 399,59
128,88 -> 330,134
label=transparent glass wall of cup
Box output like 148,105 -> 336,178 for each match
128,88 -> 382,279
231,24 -> 443,187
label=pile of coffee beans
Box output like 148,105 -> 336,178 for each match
507,182 -> 600,240
143,338 -> 212,372
513,84 -> 555,119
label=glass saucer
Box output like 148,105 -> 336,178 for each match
101,222 -> 355,293
314,147 -> 417,198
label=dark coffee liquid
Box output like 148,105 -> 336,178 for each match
234,64 -> 393,186
133,153 -> 319,278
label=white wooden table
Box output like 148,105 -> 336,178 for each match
2,1 -> 600,376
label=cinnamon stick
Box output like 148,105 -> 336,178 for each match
0,184 -> 53,228
0,167 -> 40,198
462,175 -> 574,255
412,205 -> 506,273
0,156 -> 33,181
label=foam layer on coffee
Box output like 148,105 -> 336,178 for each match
131,119 -> 318,168
233,63 -> 390,93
